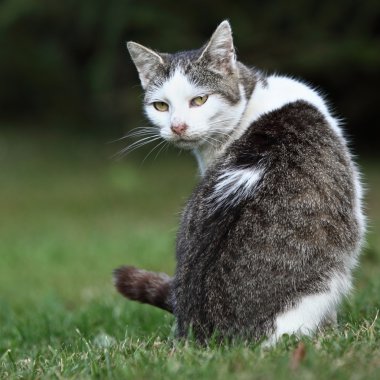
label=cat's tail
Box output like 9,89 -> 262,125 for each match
113,266 -> 173,313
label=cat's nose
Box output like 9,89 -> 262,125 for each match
171,123 -> 188,135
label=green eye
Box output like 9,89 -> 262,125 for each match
191,95 -> 208,107
153,101 -> 169,112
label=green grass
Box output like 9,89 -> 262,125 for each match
0,132 -> 380,379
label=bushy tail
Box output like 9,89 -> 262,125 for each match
113,266 -> 173,313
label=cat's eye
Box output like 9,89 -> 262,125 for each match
191,95 -> 208,107
153,101 -> 169,112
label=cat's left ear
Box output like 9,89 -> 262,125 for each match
198,20 -> 236,75
127,41 -> 166,89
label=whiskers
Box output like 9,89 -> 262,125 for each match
141,139 -> 170,164
200,135 -> 222,149
112,126 -> 167,162
202,117 -> 237,148
112,115 -> 238,162
207,116 -> 237,141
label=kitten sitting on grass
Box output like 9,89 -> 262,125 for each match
114,21 -> 364,344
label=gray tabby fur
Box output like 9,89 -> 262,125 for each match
114,21 -> 364,344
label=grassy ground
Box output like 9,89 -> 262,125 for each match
0,132 -> 379,379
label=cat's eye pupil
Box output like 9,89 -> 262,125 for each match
191,95 -> 208,107
153,102 -> 169,112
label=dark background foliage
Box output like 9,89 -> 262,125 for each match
1,0 -> 379,152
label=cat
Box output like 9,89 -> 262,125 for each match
114,20 -> 365,344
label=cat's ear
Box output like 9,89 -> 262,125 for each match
127,42 -> 165,89
198,20 -> 236,74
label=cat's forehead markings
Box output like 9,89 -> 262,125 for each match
153,68 -> 203,102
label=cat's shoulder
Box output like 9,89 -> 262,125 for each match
218,74 -> 347,181
239,74 -> 342,138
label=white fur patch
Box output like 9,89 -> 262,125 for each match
239,75 -> 343,138
267,271 -> 351,345
353,165 -> 366,239
210,167 -> 263,208
145,69 -> 247,156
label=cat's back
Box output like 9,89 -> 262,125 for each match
174,78 -> 364,341
229,99 -> 361,253
179,78 -> 363,260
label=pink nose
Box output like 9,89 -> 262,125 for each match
171,123 -> 188,135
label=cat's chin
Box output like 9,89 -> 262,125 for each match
170,138 -> 203,150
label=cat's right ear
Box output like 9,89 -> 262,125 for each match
197,20 -> 236,75
127,42 -> 165,89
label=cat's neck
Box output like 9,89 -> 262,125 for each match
192,65 -> 259,175
193,98 -> 248,175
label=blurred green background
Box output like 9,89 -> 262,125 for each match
0,0 -> 379,316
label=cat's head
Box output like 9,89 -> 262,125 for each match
127,21 -> 248,150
